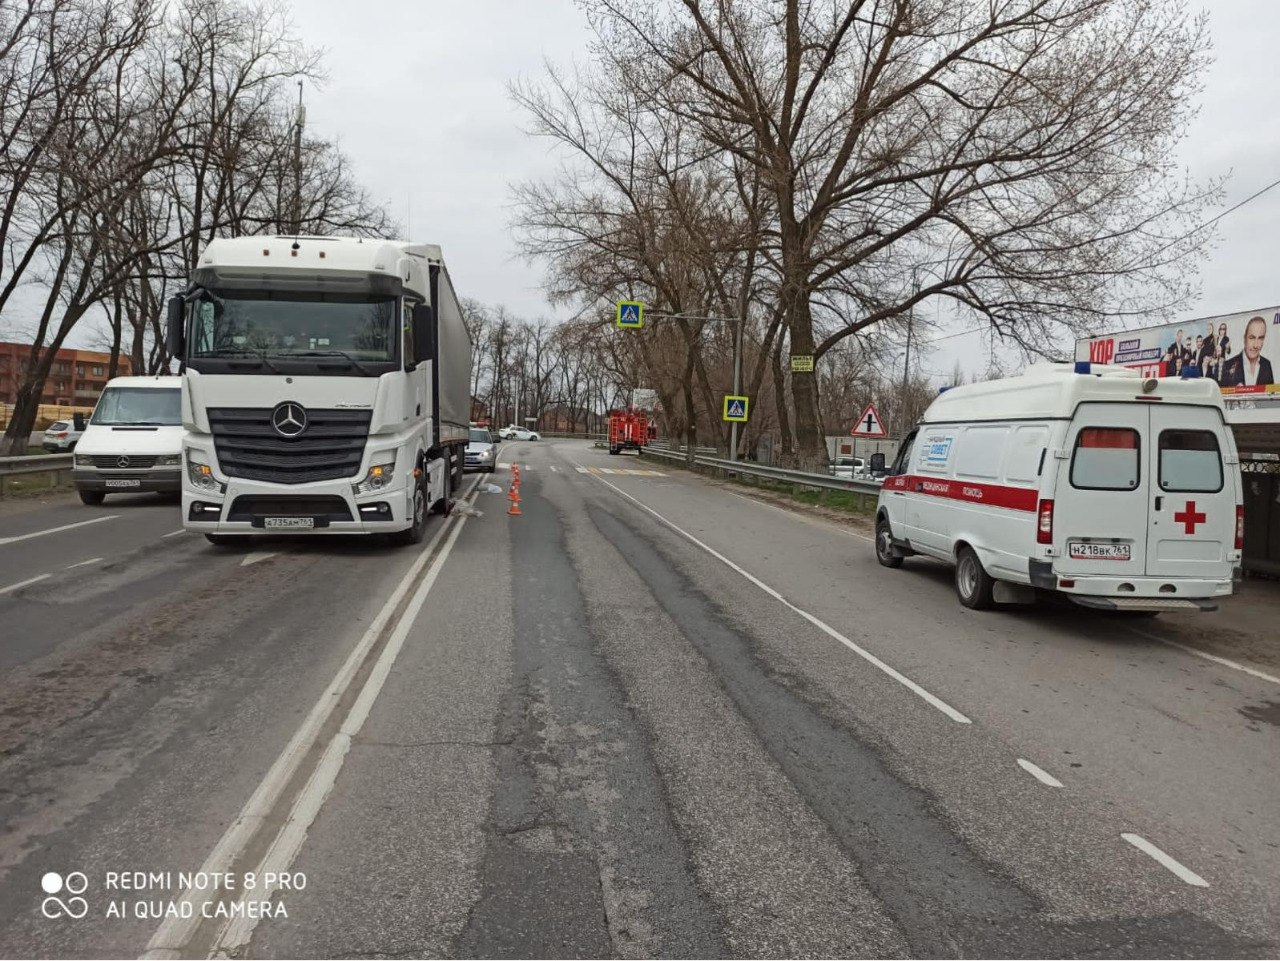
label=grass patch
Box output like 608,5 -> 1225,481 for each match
0,471 -> 75,498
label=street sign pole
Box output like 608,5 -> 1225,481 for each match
730,312 -> 743,462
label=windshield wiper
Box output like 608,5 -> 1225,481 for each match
282,349 -> 377,376
209,348 -> 283,373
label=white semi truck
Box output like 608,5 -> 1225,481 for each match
165,235 -> 472,546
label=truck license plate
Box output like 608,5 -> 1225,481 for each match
104,479 -> 141,488
264,516 -> 314,529
1068,542 -> 1130,560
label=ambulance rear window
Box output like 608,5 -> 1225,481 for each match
1070,427 -> 1140,491
1158,430 -> 1222,493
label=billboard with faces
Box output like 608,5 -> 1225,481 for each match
1076,307 -> 1280,395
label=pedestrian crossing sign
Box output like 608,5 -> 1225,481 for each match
616,300 -> 644,329
723,394 -> 749,422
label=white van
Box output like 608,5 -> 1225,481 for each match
874,363 -> 1242,612
72,376 -> 184,505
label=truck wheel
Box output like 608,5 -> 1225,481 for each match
956,546 -> 995,610
391,477 -> 429,546
79,490 -> 105,506
205,534 -> 250,548
609,446 -> 620,455
875,517 -> 903,569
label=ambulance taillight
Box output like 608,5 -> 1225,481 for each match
1236,505 -> 1245,551
1037,499 -> 1054,545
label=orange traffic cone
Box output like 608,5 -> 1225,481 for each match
507,484 -> 522,516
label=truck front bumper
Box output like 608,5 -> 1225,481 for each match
182,478 -> 413,535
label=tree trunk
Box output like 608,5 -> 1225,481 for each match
784,288 -> 826,469
771,330 -> 793,463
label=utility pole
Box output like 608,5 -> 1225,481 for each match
898,270 -> 919,437
729,309 -> 744,462
292,82 -> 305,235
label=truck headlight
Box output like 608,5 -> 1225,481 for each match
353,455 -> 397,495
74,453 -> 92,467
186,448 -> 225,494
156,454 -> 181,467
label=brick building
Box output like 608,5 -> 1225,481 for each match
0,343 -> 132,407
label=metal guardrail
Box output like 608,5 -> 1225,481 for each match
640,446 -> 883,504
0,453 -> 74,497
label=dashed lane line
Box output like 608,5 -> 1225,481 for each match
1016,758 -> 1063,788
0,573 -> 51,595
65,557 -> 103,570
576,462 -> 971,725
575,466 -> 666,477
163,529 -> 186,538
0,514 -> 118,546
1121,833 -> 1209,888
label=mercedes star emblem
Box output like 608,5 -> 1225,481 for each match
116,455 -> 130,468
271,402 -> 308,438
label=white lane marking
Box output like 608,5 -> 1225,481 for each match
1128,627 -> 1280,687
575,467 -> 589,473
65,557 -> 103,570
1016,758 -> 1063,788
1121,833 -> 1209,887
549,465 -> 559,472
210,504 -> 473,953
144,479 -> 479,958
576,463 -> 971,724
0,573 -> 51,595
0,515 -> 118,546
162,529 -> 186,538
240,552 -> 277,567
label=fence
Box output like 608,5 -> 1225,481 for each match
640,447 -> 882,512
0,453 -> 74,498
0,402 -> 95,431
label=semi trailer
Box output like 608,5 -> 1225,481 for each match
166,235 -> 472,546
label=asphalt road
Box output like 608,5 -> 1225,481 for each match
0,439 -> 1275,958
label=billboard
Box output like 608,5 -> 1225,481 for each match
1077,306 -> 1280,395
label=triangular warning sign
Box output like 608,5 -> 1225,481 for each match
851,402 -> 887,437
622,305 -> 637,323
727,400 -> 745,418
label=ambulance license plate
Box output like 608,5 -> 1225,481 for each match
264,516 -> 314,529
1068,542 -> 1130,560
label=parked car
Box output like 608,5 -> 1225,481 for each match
830,456 -> 866,479
42,414 -> 87,451
497,426 -> 517,439
72,376 -> 183,505
509,428 -> 541,441
465,427 -> 498,473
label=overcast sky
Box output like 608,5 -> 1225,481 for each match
286,0 -> 1280,385
29,1 -> 1275,383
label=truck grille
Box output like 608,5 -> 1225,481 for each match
207,407 -> 371,484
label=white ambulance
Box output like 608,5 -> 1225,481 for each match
874,363 -> 1242,612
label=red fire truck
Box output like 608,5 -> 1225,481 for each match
607,409 -> 656,455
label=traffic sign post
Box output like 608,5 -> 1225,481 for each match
851,402 -> 887,438
616,300 -> 644,329
723,395 -> 749,422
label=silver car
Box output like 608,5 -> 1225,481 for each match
464,427 -> 498,473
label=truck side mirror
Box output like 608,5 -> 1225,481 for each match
411,304 -> 435,365
870,452 -> 886,476
165,296 -> 185,359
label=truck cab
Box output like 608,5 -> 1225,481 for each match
169,236 -> 471,547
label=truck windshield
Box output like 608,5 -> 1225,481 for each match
189,291 -> 398,367
91,387 -> 181,426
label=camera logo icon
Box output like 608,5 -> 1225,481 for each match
40,872 -> 88,920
